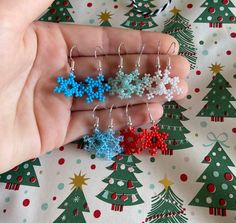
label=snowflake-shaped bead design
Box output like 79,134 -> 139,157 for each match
54,71 -> 85,97
83,128 -> 124,160
108,69 -> 149,99
84,73 -> 110,103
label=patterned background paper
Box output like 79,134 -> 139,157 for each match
0,0 -> 236,223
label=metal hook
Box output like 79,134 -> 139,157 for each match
146,101 -> 155,125
118,42 -> 126,70
126,104 -> 132,127
136,44 -> 145,69
95,46 -> 103,73
93,105 -> 100,128
156,40 -> 161,70
108,105 -> 115,129
69,45 -> 79,71
166,42 -> 176,70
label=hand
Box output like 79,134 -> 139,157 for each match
0,0 -> 189,173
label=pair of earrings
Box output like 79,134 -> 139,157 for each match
54,46 -> 110,103
108,42 -> 183,102
120,104 -> 168,156
83,105 -> 124,160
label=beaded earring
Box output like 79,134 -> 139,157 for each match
162,42 -> 184,102
108,43 -> 149,99
54,45 -> 85,97
83,105 -> 124,160
120,104 -> 141,154
145,41 -> 167,100
137,102 -> 169,156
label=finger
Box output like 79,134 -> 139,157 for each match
57,24 -> 179,56
71,79 -> 188,111
72,54 -> 190,79
0,0 -> 53,28
65,103 -> 164,144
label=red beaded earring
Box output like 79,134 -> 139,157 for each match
138,102 -> 169,156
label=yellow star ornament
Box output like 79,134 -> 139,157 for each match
159,176 -> 174,191
209,63 -> 224,75
70,172 -> 89,190
170,7 -> 181,16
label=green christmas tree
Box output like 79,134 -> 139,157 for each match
195,0 -> 236,28
158,101 -> 193,156
0,158 -> 40,190
97,154 -> 144,212
121,0 -> 158,30
189,139 -> 236,216
197,64 -> 236,122
54,172 -> 90,223
98,10 -> 113,27
39,0 -> 74,23
163,7 -> 197,70
144,177 -> 188,223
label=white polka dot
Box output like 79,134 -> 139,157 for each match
27,172 -> 31,176
48,17 -> 52,21
229,194 -> 234,199
218,147 -> 222,151
212,152 -> 216,156
220,6 -> 225,11
23,164 -> 29,169
216,162 -> 220,167
120,164 -> 125,170
206,197 -> 212,204
225,13 -> 229,16
222,156 -> 227,160
213,0 -> 218,3
207,16 -> 212,21
138,3 -> 142,6
199,17 -> 203,21
213,171 -> 219,177
130,12 -> 134,17
195,198 -> 200,203
203,175 -> 207,180
7,175 -> 12,180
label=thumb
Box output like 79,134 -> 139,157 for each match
0,0 -> 54,28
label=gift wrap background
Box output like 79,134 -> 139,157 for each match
0,0 -> 236,222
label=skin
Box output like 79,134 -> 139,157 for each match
0,0 -> 190,173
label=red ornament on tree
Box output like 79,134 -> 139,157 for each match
224,172 -> 233,181
120,194 -> 128,202
111,193 -> 117,200
207,183 -> 216,193
127,180 -> 134,189
111,162 -> 118,171
204,156 -> 211,162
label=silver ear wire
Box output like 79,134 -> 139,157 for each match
166,42 -> 176,71
136,44 -> 145,69
69,45 -> 79,71
126,104 -> 132,127
108,105 -> 115,129
146,101 -> 155,125
93,105 -> 100,128
95,46 -> 103,73
156,40 -> 161,71
118,42 -> 126,71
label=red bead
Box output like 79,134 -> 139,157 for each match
30,177 -> 36,183
204,156 -> 211,162
224,172 -> 233,181
50,8 -> 56,14
63,1 -> 69,6
208,7 -> 215,14
219,199 -> 227,206
207,183 -> 216,193
132,22 -> 137,27
139,22 -> 145,27
17,176 -> 23,183
230,16 -> 235,21
111,193 -> 117,200
120,194 -> 128,201
222,0 -> 229,5
218,16 -> 223,22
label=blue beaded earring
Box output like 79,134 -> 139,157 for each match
54,45 -> 85,97
108,43 -> 149,99
83,47 -> 110,103
83,105 -> 124,160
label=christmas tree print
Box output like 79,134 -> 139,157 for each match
197,63 -> 236,122
195,0 -> 236,28
121,0 -> 158,30
143,177 -> 188,223
163,7 -> 197,70
0,158 -> 40,191
39,0 -> 74,23
54,172 -> 90,223
98,10 -> 113,27
158,101 -> 192,156
97,154 -> 144,212
189,139 -> 236,216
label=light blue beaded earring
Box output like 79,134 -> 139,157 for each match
83,105 -> 124,160
83,46 -> 110,103
108,43 -> 149,99
54,45 -> 85,97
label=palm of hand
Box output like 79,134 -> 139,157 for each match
0,18 -> 189,173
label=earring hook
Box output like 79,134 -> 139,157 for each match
136,44 -> 145,69
166,42 -> 176,70
69,45 -> 79,71
108,105 -> 115,129
118,42 -> 126,70
156,40 -> 161,71
126,104 -> 132,127
95,46 -> 103,73
146,101 -> 155,125
92,105 -> 100,128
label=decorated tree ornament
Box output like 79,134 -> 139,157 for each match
163,7 -> 197,70
97,154 -> 144,212
190,133 -> 236,217
83,105 -> 124,160
0,158 -> 41,191
197,64 -> 236,122
39,0 -> 74,23
108,44 -> 149,99
158,101 -> 193,155
121,0 -> 158,30
53,172 -> 90,223
144,176 -> 188,223
195,0 -> 236,28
